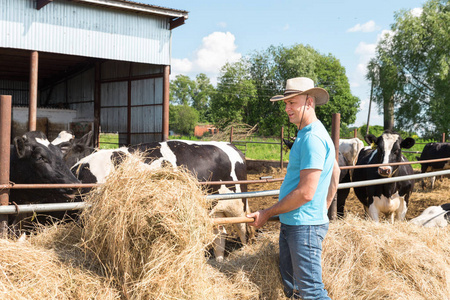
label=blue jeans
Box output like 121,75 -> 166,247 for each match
279,223 -> 331,300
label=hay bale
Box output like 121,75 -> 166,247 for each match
77,154 -> 257,299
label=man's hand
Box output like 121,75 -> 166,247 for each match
247,209 -> 270,229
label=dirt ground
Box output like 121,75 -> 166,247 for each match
246,167 -> 450,234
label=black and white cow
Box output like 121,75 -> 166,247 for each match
417,142 -> 450,190
9,131 -> 81,231
71,140 -> 255,262
410,203 -> 450,227
52,130 -> 95,168
353,131 -> 415,222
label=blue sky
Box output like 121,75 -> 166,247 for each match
142,0 -> 426,127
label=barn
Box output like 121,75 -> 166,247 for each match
0,0 -> 188,144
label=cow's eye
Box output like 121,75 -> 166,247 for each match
38,156 -> 49,163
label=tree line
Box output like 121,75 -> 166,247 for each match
170,0 -> 449,140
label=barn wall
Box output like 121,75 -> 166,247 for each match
100,61 -> 164,144
0,0 -> 173,65
0,81 -> 28,106
39,61 -> 164,144
12,106 -> 77,140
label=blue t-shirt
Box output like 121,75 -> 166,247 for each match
279,120 -> 335,225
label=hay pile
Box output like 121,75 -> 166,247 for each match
323,215 -> 450,300
0,155 -> 259,299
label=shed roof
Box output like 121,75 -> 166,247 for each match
0,0 -> 189,83
70,0 -> 189,19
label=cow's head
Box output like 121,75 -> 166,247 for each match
12,131 -> 80,202
365,131 -> 415,177
60,131 -> 95,167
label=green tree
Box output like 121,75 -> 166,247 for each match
373,0 -> 450,137
210,61 -> 257,128
170,75 -> 195,106
169,104 -> 199,135
192,73 -> 214,122
248,44 -> 359,136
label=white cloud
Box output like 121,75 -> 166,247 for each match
195,32 -> 242,73
347,20 -> 380,33
376,29 -> 395,43
170,31 -> 242,82
353,42 -> 376,82
410,7 -> 423,17
171,58 -> 193,74
218,21 -> 227,28
355,42 -> 376,58
283,24 -> 290,31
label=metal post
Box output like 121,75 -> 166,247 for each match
442,133 -> 446,143
366,79 -> 374,136
230,126 -> 233,144
328,113 -> 340,221
280,126 -> 284,169
29,51 -> 38,131
354,128 -> 357,138
0,95 -> 12,237
162,65 -> 170,141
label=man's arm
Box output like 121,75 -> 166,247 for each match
247,169 -> 321,229
326,160 -> 340,209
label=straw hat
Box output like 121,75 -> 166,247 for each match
270,77 -> 329,105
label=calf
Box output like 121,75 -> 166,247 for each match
353,131 -> 415,222
410,203 -> 450,227
72,140 -> 255,262
9,131 -> 81,232
417,142 -> 450,189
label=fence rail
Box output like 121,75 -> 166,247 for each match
1,169 -> 449,218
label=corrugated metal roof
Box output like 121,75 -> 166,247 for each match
72,0 -> 189,19
0,0 -> 186,65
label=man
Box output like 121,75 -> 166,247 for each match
247,77 -> 340,299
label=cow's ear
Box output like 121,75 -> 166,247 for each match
401,137 -> 415,149
364,134 -> 377,145
57,141 -> 72,155
13,137 -> 32,159
78,131 -> 94,148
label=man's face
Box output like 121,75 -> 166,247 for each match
284,95 -> 307,128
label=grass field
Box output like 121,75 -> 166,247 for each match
99,133 -> 436,167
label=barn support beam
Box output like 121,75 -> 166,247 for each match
0,95 -> 12,238
29,51 -> 39,131
94,62 -> 101,147
162,65 -> 170,141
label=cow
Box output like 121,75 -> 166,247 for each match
52,130 -> 95,168
282,139 -> 350,217
417,142 -> 450,190
410,203 -> 450,227
336,152 -> 351,218
71,140 -> 255,262
339,138 -> 364,179
9,131 -> 81,233
353,131 -> 415,222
